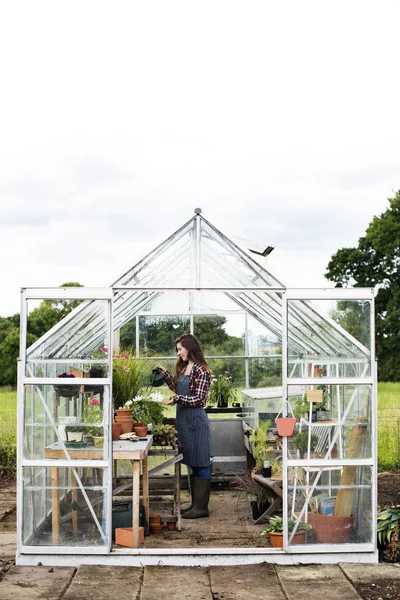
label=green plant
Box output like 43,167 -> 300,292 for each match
82,396 -> 103,425
65,425 -> 87,433
250,420 -> 271,472
232,475 -> 272,508
262,515 -> 311,534
124,397 -> 165,425
315,385 -> 331,411
152,424 -> 177,447
293,394 -> 309,419
292,431 -> 318,453
86,426 -> 104,437
112,352 -> 153,407
377,505 -> 400,562
208,372 -> 238,407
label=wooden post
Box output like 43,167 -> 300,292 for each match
334,417 -> 368,517
51,467 -> 60,545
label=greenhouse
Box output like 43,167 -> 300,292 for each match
17,209 -> 377,566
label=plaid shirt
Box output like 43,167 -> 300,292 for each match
159,363 -> 211,407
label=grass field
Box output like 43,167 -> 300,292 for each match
1,383 -> 399,474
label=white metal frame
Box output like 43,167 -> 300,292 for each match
282,288 -> 376,555
17,288 -> 114,556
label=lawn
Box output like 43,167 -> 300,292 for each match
1,383 -> 399,475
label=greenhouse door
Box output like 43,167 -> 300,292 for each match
17,287 -> 114,556
281,288 -> 377,557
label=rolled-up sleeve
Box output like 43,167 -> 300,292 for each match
158,367 -> 175,392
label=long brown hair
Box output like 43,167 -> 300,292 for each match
173,333 -> 209,388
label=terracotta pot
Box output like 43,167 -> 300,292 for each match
115,408 -> 132,417
167,521 -> 176,531
268,530 -> 307,548
309,513 -> 355,544
149,514 -> 161,524
134,426 -> 148,437
150,523 -> 164,535
112,421 -> 122,441
275,417 -> 296,436
117,419 -> 134,434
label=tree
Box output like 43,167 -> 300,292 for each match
0,282 -> 84,387
325,191 -> 400,380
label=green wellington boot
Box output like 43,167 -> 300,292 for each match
181,476 -> 210,519
181,475 -> 195,515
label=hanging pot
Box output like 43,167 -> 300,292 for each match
275,417 -> 296,437
275,400 -> 296,437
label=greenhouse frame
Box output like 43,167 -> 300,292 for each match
17,210 -> 377,566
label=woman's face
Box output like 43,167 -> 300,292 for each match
176,342 -> 189,362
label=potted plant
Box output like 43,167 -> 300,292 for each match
315,385 -> 332,421
292,431 -> 318,459
87,426 -> 104,448
250,420 -> 271,473
54,373 -> 80,398
232,475 -> 272,520
261,515 -> 311,547
377,505 -> 400,562
65,425 -> 87,443
208,371 -> 238,408
152,424 -> 177,448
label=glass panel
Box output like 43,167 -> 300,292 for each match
194,314 -> 245,357
23,384 -> 109,461
287,384 -> 372,461
138,315 -> 190,355
287,299 -> 371,379
287,465 -> 373,546
207,357 -> 246,390
25,359 -> 109,378
22,466 -> 109,547
26,299 -> 110,362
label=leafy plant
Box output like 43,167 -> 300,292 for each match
250,419 -> 271,472
292,431 -> 318,453
86,426 -> 104,437
152,424 -> 177,447
208,371 -> 238,407
65,425 -> 87,433
232,474 -> 273,508
112,352 -> 153,407
124,397 -> 165,425
262,515 -> 311,534
293,394 -> 309,420
377,505 -> 400,561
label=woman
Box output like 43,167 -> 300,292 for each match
157,333 -> 211,519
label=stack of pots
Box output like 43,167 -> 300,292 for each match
149,514 -> 163,535
114,408 -> 134,434
133,422 -> 148,437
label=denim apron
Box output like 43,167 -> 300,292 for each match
176,374 -> 211,467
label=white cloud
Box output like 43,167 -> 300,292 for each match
0,1 -> 398,316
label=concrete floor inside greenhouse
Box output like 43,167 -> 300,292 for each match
127,484 -> 270,550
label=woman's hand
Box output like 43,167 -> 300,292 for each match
162,398 -> 175,405
156,364 -> 166,372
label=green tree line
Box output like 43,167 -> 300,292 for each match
326,190 -> 400,381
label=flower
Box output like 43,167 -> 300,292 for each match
90,397 -> 100,406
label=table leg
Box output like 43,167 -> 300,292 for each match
132,460 -> 140,547
51,467 -> 60,545
71,469 -> 78,537
175,461 -> 181,532
142,457 -> 149,523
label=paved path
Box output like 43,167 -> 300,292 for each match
1,482 -> 400,599
1,531 -> 400,600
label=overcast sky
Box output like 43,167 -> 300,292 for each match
0,1 -> 398,318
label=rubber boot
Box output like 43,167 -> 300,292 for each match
181,476 -> 210,519
181,475 -> 195,515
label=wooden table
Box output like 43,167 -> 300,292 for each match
44,437 -> 153,548
252,474 -> 283,524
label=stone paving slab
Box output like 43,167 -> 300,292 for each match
276,564 -> 362,600
141,566 -> 212,600
0,533 -> 16,555
0,565 -> 75,600
210,564 -> 286,599
340,561 -> 400,583
63,565 -> 142,600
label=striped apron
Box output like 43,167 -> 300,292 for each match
176,374 -> 211,467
